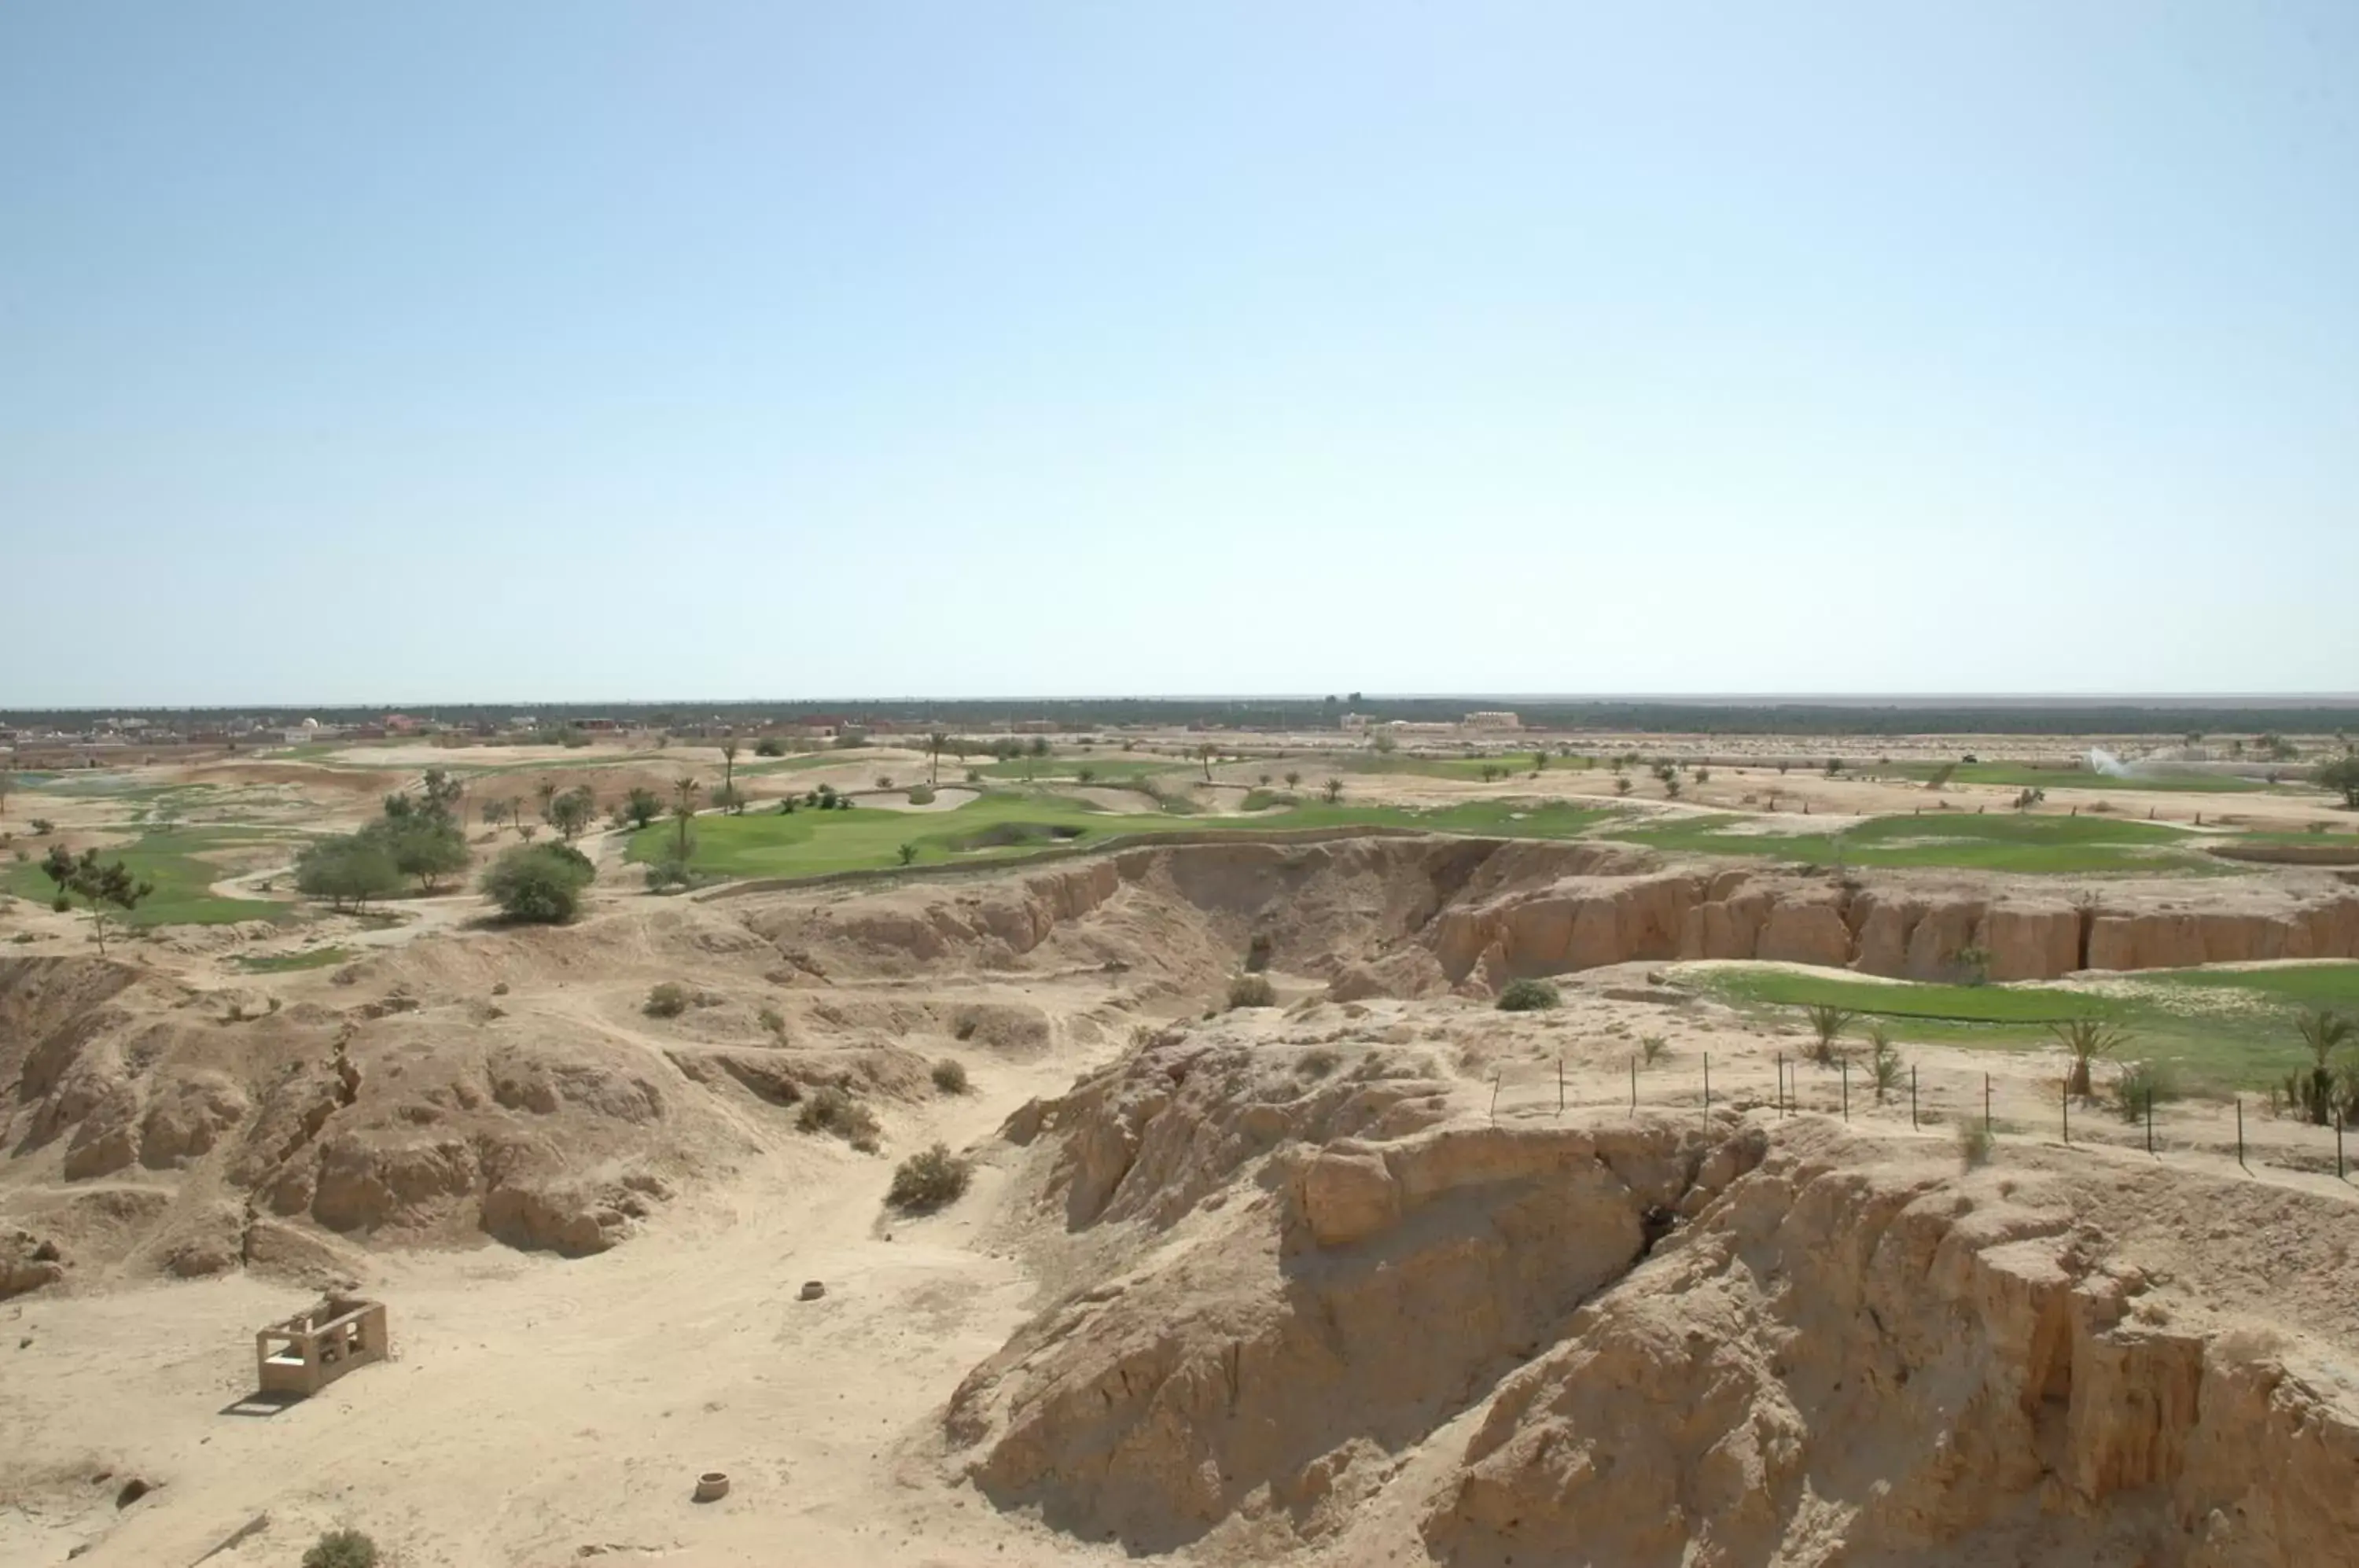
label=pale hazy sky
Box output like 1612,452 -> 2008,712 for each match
4,2 -> 2354,706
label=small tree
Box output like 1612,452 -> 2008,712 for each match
1371,731 -> 1397,754
506,796 -> 528,838
535,777 -> 559,827
1198,742 -> 1216,782
1322,777 -> 1344,804
1803,1004 -> 1854,1065
40,846 -> 153,954
897,842 -> 918,866
2320,754 -> 2359,809
1614,775 -> 1633,797
295,835 -> 402,911
547,786 -> 596,841
720,735 -> 741,800
2049,1018 -> 2129,1098
624,786 -> 662,829
481,842 -> 595,923
1284,771 -> 1302,788
479,799 -> 510,834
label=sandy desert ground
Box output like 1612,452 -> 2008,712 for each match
4,734 -> 2357,1566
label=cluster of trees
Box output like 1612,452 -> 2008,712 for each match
295,769 -> 472,909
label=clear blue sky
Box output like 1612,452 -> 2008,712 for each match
5,2 -> 2353,705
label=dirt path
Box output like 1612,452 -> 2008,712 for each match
2,1043 -> 1121,1568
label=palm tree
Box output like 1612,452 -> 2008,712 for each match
1804,1005 -> 1854,1065
506,796 -> 527,839
535,777 -> 558,827
2049,1018 -> 2130,1098
720,735 -> 740,800
928,731 -> 950,786
1199,742 -> 1216,782
2289,1009 -> 2357,1124
672,775 -> 701,858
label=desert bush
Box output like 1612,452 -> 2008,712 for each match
1243,932 -> 1273,972
755,737 -> 785,757
2111,1060 -> 2176,1122
29,818 -> 53,835
644,981 -> 690,1018
907,784 -> 936,804
2048,1018 -> 2129,1097
1867,1026 -> 1904,1102
303,1531 -> 379,1568
1952,944 -> 1993,986
1803,1003 -> 1854,1065
480,842 -> 595,923
1693,767 -> 1710,784
797,1084 -> 881,1143
1227,974 -> 1277,1009
1496,977 -> 1560,1012
1297,1047 -> 1341,1079
2285,1008 -> 2356,1124
930,1057 -> 969,1094
887,1143 -> 971,1213
1639,1033 -> 1669,1066
1956,1121 -> 1994,1169
1613,775 -> 1632,796
758,1004 -> 786,1039
644,853 -> 694,893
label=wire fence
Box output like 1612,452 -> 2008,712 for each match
1482,1049 -> 2359,1187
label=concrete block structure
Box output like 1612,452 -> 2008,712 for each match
255,1297 -> 388,1397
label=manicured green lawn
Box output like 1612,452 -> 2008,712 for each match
624,793 -> 1617,880
1880,760 -> 2266,794
5,827 -> 296,926
1688,962 -> 2359,1092
970,756 -> 1191,783
1614,812 -> 2223,875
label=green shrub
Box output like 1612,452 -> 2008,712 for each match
1957,1121 -> 1994,1169
797,1084 -> 881,1143
1868,1025 -> 1904,1102
1804,1004 -> 1854,1065
887,1143 -> 971,1213
644,981 -> 690,1018
931,1058 -> 969,1095
480,842 -> 595,923
644,853 -> 694,893
303,1531 -> 379,1568
907,784 -> 937,805
1226,974 -> 1277,1009
2111,1060 -> 2176,1122
1496,977 -> 1560,1012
